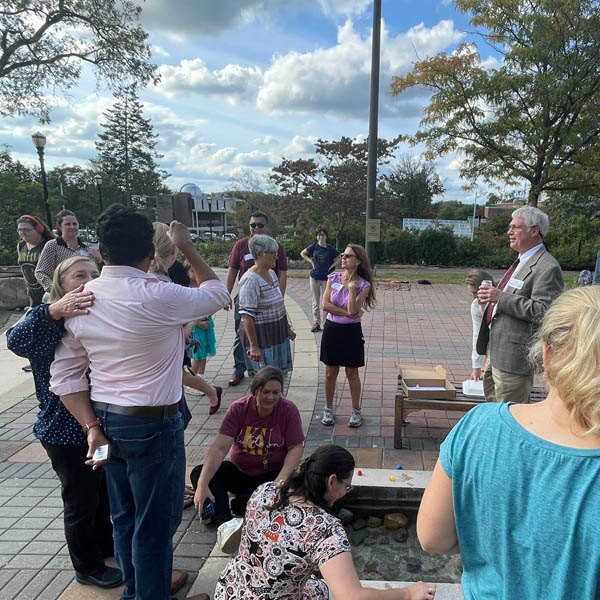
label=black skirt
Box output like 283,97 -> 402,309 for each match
320,320 -> 365,368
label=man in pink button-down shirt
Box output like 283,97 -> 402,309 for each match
50,205 -> 230,600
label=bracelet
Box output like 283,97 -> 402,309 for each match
83,418 -> 101,433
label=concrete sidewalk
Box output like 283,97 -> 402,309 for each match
0,271 -> 476,598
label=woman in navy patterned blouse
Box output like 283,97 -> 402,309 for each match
7,256 -> 122,590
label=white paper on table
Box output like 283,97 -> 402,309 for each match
406,386 -> 447,391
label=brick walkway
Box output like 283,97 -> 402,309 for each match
0,271 -> 478,599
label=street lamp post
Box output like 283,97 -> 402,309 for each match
31,132 -> 52,227
94,174 -> 104,213
207,197 -> 213,242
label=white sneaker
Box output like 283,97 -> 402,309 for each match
321,406 -> 336,426
348,409 -> 363,428
184,386 -> 204,397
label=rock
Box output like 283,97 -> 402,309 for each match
351,529 -> 369,546
0,277 -> 28,310
406,556 -> 422,573
384,512 -> 409,529
362,534 -> 378,546
393,527 -> 409,543
337,508 -> 353,525
367,516 -> 383,528
353,517 -> 367,531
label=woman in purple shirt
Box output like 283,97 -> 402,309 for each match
320,244 -> 376,428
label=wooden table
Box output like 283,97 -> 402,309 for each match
394,381 -> 545,448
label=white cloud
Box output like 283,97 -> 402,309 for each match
256,19 -> 463,119
252,135 -> 278,146
282,135 -> 318,155
151,45 -> 170,57
138,0 -> 371,38
156,59 -> 263,104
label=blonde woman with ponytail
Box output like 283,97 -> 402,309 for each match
417,286 -> 600,600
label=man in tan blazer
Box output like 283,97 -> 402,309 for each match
476,207 -> 564,402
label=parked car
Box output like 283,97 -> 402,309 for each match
222,233 -> 237,241
202,232 -> 218,240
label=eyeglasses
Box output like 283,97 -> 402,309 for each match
250,223 -> 266,229
338,476 -> 353,492
340,253 -> 356,259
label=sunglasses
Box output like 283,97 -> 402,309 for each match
250,223 -> 266,229
340,253 -> 356,259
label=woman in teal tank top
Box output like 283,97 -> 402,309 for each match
417,286 -> 600,599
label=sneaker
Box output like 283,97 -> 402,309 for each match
185,385 -> 204,396
321,406 -> 336,426
348,409 -> 363,428
311,322 -> 321,332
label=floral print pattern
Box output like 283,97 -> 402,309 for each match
215,481 -> 350,599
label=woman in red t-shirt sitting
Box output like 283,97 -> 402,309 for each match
191,366 -> 304,525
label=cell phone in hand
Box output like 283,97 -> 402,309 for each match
92,444 -> 109,462
201,499 -> 215,521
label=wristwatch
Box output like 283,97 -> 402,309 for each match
82,418 -> 101,433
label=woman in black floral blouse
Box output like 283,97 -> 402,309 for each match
215,445 -> 436,600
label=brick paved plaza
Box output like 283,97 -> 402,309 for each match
0,270 -> 481,598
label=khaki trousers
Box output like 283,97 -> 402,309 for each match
309,277 -> 327,325
483,360 -> 533,403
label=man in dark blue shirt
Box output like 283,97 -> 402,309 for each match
300,226 -> 340,332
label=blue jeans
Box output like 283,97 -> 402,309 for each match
96,408 -> 185,600
232,294 -> 246,374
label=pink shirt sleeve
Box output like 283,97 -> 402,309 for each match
49,329 -> 90,396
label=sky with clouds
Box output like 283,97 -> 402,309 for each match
1,0 -> 489,204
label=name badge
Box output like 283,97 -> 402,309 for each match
244,253 -> 254,262
507,278 -> 524,290
79,249 -> 89,256
331,282 -> 343,291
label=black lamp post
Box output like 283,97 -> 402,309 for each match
94,174 -> 104,213
207,197 -> 213,242
31,132 -> 52,227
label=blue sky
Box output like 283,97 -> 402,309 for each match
1,0 -> 487,203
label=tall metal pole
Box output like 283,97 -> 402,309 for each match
208,199 -> 213,242
365,0 -> 382,267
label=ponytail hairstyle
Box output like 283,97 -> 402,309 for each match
269,445 -> 355,513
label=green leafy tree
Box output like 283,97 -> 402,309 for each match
271,136 -> 403,247
380,156 -> 444,222
391,0 -> 600,206
433,200 -> 473,220
95,85 -> 168,212
0,0 -> 157,122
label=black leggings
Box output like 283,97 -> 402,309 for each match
190,461 -> 278,524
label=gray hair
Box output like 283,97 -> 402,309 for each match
249,234 -> 278,258
512,206 -> 550,238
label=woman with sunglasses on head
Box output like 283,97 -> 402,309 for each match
320,244 -> 376,428
215,444 -> 435,600
16,215 -> 55,308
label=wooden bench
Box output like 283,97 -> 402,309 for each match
394,381 -> 545,448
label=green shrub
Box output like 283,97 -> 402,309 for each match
193,239 -> 234,269
417,227 -> 457,265
381,229 -> 419,264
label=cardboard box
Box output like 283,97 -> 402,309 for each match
396,364 -> 456,400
